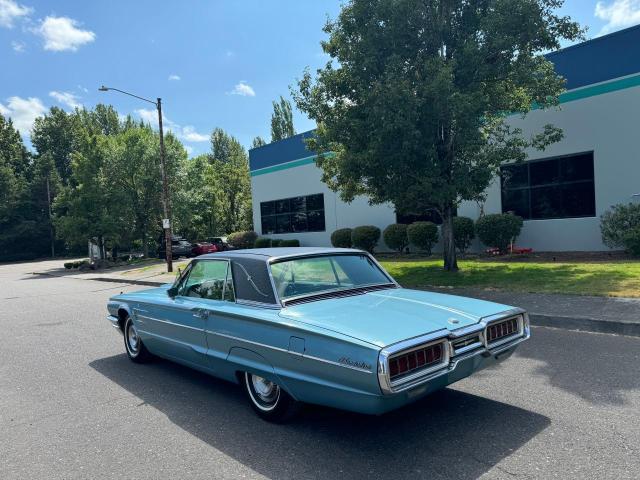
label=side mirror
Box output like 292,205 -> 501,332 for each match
167,286 -> 179,298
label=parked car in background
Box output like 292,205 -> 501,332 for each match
106,247 -> 530,422
206,236 -> 231,251
158,234 -> 193,259
191,242 -> 219,256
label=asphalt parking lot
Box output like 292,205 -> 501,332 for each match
1,260 -> 639,480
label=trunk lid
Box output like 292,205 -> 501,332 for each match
279,287 -> 515,347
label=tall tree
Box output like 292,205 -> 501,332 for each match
270,96 -> 296,142
294,0 -> 582,270
31,107 -> 79,185
251,136 -> 267,149
207,128 -> 253,234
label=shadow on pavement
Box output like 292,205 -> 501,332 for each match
514,327 -> 640,406
90,354 -> 549,479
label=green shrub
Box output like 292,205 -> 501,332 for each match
383,224 -> 409,253
280,239 -> 300,247
254,237 -> 272,248
600,203 -> 640,251
351,225 -> 381,253
476,213 -> 523,253
227,231 -> 258,249
64,262 -> 73,269
407,221 -> 439,255
622,227 -> 640,256
271,239 -> 284,247
452,216 -> 476,255
331,228 -> 353,248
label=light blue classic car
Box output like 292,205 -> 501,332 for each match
107,247 -> 530,421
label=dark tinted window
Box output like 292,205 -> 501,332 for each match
501,152 -> 595,220
260,194 -> 325,234
231,257 -> 277,304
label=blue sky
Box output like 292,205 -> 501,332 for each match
2,0 -> 640,156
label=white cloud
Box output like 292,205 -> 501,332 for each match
134,109 -> 208,143
168,74 -> 180,81
595,0 -> 640,35
36,16 -> 95,51
229,81 -> 255,97
184,145 -> 193,155
181,125 -> 208,142
77,85 -> 88,93
0,95 -> 46,136
0,0 -> 32,28
49,90 -> 81,109
11,39 -> 25,52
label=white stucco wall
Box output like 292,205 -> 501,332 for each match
251,162 -> 395,247
459,79 -> 640,251
251,79 -> 640,252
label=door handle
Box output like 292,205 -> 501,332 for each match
192,308 -> 209,319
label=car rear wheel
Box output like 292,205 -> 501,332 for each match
242,372 -> 300,422
123,315 -> 152,363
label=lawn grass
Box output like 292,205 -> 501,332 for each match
379,257 -> 640,298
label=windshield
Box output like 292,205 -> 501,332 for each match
269,254 -> 393,300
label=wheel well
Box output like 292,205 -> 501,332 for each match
117,309 -> 128,332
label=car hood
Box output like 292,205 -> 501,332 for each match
279,287 -> 517,348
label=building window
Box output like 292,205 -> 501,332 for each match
501,152 -> 595,220
260,193 -> 325,234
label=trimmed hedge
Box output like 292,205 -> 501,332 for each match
331,228 -> 353,248
601,203 -> 640,254
623,228 -> 640,256
254,237 -> 271,248
383,224 -> 409,253
227,231 -> 258,249
280,239 -> 300,247
452,216 -> 475,255
476,213 -> 523,253
271,239 -> 284,247
407,221 -> 438,255
352,225 -> 380,253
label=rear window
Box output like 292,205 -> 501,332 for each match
269,254 -> 391,300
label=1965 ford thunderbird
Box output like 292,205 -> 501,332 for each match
106,247 -> 530,421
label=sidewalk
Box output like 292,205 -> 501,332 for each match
426,286 -> 640,337
33,259 -> 640,337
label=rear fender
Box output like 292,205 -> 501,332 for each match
226,347 -> 296,398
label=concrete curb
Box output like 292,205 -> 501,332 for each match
32,271 -> 169,287
529,313 -> 640,337
33,272 -> 640,337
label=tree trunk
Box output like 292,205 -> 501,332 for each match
142,230 -> 149,257
441,204 -> 458,272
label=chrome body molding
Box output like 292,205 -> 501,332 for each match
107,314 -> 122,333
377,309 -> 530,394
137,313 -> 203,332
205,330 -> 374,373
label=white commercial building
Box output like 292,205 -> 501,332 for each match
249,25 -> 640,251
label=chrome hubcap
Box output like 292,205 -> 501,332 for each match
247,373 -> 280,410
127,321 -> 140,354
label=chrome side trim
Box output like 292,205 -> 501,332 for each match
137,314 -> 204,332
204,330 -> 373,373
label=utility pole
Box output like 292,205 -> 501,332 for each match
46,176 -> 55,258
157,98 -> 173,272
99,85 -> 173,272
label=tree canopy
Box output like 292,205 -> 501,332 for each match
294,0 -> 583,270
270,96 -> 296,142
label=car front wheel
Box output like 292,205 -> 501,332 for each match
123,315 -> 152,363
242,372 -> 300,422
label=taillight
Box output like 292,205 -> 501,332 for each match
388,342 -> 444,380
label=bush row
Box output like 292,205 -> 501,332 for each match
228,231 -> 301,249
601,203 -> 640,256
329,213 -> 525,254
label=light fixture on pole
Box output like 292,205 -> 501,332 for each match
98,85 -> 173,272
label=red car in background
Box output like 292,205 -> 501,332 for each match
191,242 -> 219,256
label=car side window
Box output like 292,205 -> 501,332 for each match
179,260 -> 229,301
223,264 -> 235,302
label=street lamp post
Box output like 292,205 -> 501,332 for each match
99,85 -> 173,272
